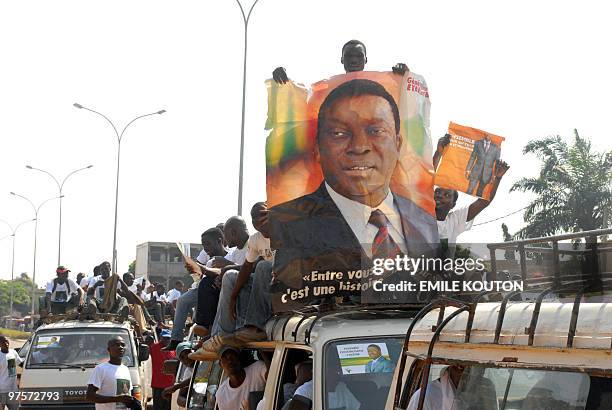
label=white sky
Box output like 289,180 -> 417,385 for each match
1,0 -> 610,286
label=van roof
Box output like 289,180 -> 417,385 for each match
265,305 -> 420,346
410,301 -> 612,350
35,320 -> 132,332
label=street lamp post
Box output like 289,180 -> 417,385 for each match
235,0 -> 261,216
0,218 -> 36,314
26,165 -> 93,266
73,103 -> 165,274
10,193 -> 63,314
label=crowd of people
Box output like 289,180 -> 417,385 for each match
0,39 -> 512,410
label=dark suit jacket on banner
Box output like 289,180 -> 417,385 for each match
269,183 -> 440,308
466,139 -> 500,185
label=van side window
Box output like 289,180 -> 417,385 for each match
404,364 -> 593,410
274,348 -> 313,409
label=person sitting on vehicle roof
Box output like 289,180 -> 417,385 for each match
214,346 -> 268,410
122,273 -> 157,327
163,227 -> 218,352
196,202 -> 273,356
86,261 -> 147,321
182,220 -> 248,349
44,266 -> 84,315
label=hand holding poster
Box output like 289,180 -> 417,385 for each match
434,122 -> 506,199
266,71 -> 440,312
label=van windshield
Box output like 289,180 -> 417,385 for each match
406,364 -> 612,409
324,337 -> 403,410
26,329 -> 134,368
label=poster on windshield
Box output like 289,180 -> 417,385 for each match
433,122 -> 505,199
336,343 -> 394,375
266,71 -> 440,312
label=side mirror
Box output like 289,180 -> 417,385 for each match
138,344 -> 150,362
163,359 -> 179,376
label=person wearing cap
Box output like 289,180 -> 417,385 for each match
44,266 -> 84,315
215,346 -> 267,410
161,343 -> 195,402
150,329 -> 176,410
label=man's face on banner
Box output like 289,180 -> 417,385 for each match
316,94 -> 401,206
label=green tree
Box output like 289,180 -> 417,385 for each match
511,130 -> 612,239
0,279 -> 31,317
128,260 -> 136,274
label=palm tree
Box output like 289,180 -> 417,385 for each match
511,129 -> 612,239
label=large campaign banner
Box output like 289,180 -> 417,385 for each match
266,71 -> 439,311
434,122 -> 506,199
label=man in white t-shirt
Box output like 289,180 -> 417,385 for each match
0,335 -> 22,410
44,266 -> 83,315
86,262 -> 130,317
86,336 -> 136,410
215,346 -> 267,410
165,280 -> 183,317
192,218 -> 250,347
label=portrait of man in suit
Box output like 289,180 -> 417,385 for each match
364,344 -> 394,373
465,134 -> 501,197
270,78 -> 439,295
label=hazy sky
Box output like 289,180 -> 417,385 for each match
1,0 -> 610,286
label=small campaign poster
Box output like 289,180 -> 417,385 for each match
336,342 -> 394,375
434,122 -> 506,199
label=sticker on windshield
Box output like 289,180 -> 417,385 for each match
336,343 -> 395,374
34,336 -> 61,348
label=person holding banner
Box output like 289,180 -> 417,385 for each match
270,78 -> 439,297
272,39 -> 409,84
433,135 -> 510,246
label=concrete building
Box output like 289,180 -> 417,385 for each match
135,241 -> 203,289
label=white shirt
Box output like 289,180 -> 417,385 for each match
190,250 -> 210,289
166,288 -> 182,303
328,381 -> 361,409
407,369 -> 456,410
246,232 -> 274,263
45,278 -> 79,303
215,360 -> 267,410
436,206 -> 473,243
89,276 -> 126,301
294,379 -> 313,400
226,241 -> 249,266
151,291 -> 167,302
88,362 -> 132,410
80,277 -> 91,289
0,349 -> 22,393
326,182 -> 405,257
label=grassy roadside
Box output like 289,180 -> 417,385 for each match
0,327 -> 31,340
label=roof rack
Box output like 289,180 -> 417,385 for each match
267,301 -> 422,345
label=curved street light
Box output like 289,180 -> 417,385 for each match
0,218 -> 36,314
26,164 -> 93,265
235,0 -> 261,216
10,192 -> 63,314
73,103 -> 165,274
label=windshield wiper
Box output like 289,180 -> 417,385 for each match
32,362 -> 85,370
